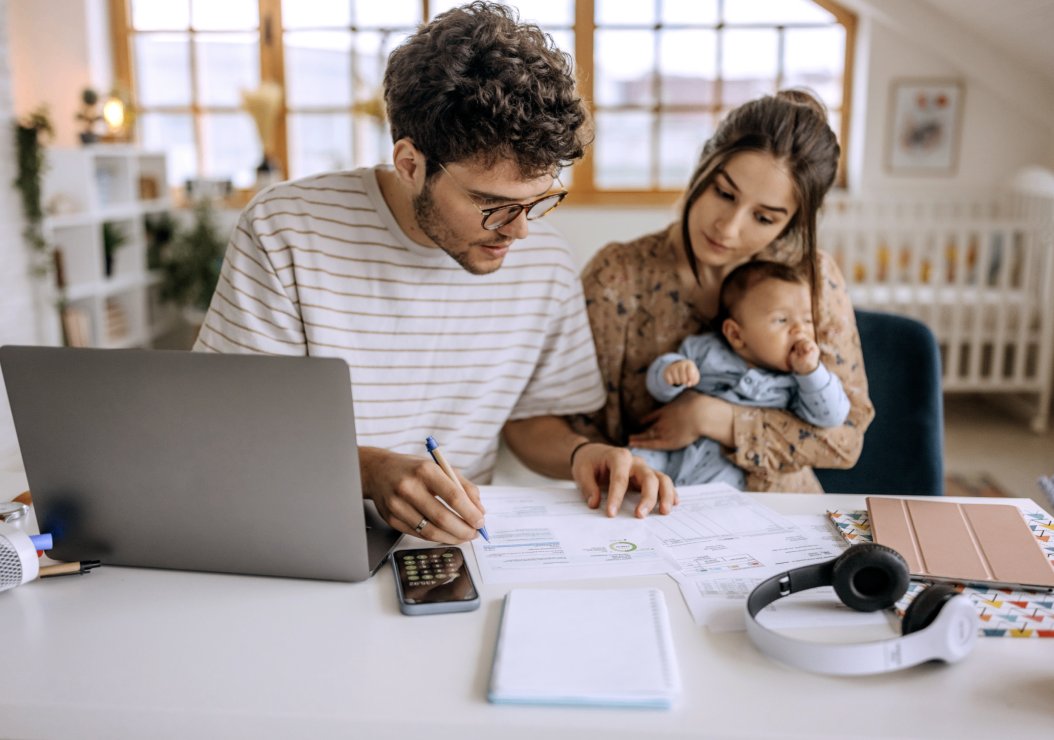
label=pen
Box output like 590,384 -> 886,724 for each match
425,436 -> 490,542
39,560 -> 102,578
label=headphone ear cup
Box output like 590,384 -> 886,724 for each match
831,543 -> 910,612
901,583 -> 959,635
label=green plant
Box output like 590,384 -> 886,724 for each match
77,87 -> 101,143
161,199 -> 226,312
144,211 -> 178,270
12,106 -> 54,273
102,221 -> 127,276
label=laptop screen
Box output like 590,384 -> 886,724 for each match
0,346 -> 400,581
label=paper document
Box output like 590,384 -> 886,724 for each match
470,485 -> 872,632
648,489 -> 844,578
670,513 -> 861,630
472,486 -> 672,584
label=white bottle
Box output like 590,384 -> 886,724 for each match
0,521 -> 43,592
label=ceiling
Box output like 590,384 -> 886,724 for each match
916,0 -> 1054,84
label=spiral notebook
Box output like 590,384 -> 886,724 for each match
488,588 -> 681,709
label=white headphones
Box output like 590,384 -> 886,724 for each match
745,543 -> 979,675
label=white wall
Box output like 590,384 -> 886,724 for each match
8,0 -> 109,148
0,0 -> 40,469
549,203 -> 680,268
851,18 -> 1053,194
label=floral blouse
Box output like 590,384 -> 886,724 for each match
576,224 -> 875,493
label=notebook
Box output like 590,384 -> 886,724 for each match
0,345 -> 402,581
867,496 -> 1054,591
488,588 -> 681,709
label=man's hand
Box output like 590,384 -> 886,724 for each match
788,338 -> 820,375
358,446 -> 486,544
570,443 -> 677,518
663,359 -> 701,388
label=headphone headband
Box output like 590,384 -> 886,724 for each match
745,544 -> 979,676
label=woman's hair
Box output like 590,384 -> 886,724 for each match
680,89 -> 840,287
713,260 -> 809,333
384,1 -> 591,179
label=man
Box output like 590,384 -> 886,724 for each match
195,2 -> 675,544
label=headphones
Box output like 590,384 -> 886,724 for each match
745,543 -> 979,675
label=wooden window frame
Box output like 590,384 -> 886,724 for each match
111,0 -> 854,204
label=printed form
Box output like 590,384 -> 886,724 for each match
470,484 -> 880,631
470,486 -> 673,584
471,485 -> 842,589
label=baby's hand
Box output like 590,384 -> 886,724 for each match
789,338 -> 820,375
664,359 -> 701,388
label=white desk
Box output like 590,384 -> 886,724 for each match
1,471 -> 1050,739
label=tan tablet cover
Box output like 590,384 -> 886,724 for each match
867,497 -> 1054,590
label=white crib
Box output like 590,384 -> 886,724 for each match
820,189 -> 1054,433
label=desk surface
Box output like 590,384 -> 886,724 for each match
1,471 -> 1050,740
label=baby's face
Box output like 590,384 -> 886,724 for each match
725,278 -> 814,373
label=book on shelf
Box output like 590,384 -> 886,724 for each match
105,299 -> 129,342
61,306 -> 91,348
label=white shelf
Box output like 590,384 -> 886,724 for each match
41,146 -> 174,349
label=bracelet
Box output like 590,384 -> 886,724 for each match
569,440 -> 600,468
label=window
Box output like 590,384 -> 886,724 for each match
112,0 -> 854,201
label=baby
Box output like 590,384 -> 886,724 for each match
634,260 -> 850,489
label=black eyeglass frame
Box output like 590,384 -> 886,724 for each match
437,163 -> 568,231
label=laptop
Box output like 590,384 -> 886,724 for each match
0,345 -> 402,581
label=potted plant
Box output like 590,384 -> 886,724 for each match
144,211 -> 177,270
160,199 -> 226,319
76,88 -> 102,144
102,221 -> 127,277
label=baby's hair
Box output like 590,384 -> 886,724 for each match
713,260 -> 809,331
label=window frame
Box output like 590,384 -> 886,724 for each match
110,0 -> 855,203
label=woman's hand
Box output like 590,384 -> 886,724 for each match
628,392 -> 736,450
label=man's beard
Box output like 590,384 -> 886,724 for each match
412,182 -> 501,276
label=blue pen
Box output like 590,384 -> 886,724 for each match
425,436 -> 490,542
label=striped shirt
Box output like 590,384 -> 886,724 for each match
194,167 -> 605,482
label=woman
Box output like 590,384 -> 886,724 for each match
576,89 -> 874,493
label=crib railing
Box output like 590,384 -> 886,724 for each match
820,191 -> 1054,432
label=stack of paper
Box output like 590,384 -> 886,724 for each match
488,588 -> 681,709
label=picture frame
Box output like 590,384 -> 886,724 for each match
885,79 -> 964,175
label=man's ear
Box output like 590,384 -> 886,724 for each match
722,318 -> 745,350
391,138 -> 426,189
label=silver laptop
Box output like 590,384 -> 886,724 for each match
0,345 -> 402,581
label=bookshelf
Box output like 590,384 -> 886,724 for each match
40,146 -> 179,348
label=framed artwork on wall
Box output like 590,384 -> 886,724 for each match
885,79 -> 964,175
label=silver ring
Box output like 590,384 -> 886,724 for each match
414,518 -> 428,533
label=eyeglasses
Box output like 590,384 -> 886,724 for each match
438,163 -> 567,231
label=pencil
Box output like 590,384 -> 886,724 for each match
425,436 -> 490,542
39,560 -> 102,578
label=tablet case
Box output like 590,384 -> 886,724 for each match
867,497 -> 1054,591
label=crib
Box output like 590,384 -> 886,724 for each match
819,189 -> 1054,433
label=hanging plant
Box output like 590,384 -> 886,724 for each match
13,106 -> 54,276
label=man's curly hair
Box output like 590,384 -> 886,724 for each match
384,1 -> 591,179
